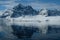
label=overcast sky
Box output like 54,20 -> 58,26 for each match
0,0 -> 60,12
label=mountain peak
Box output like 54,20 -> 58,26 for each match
11,4 -> 38,18
39,8 -> 48,16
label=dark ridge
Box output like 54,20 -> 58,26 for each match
48,9 -> 60,16
11,4 -> 38,18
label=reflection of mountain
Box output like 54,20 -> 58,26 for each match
11,25 -> 39,38
48,25 -> 60,34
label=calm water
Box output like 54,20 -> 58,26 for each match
0,19 -> 60,40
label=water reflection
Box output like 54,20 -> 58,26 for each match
0,18 -> 60,40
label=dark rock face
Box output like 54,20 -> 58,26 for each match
48,9 -> 60,16
0,4 -> 38,18
1,4 -> 60,18
0,11 -> 10,18
11,4 -> 38,18
11,25 -> 39,39
39,9 -> 60,16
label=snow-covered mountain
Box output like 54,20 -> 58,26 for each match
0,3 -> 60,39
11,4 -> 39,18
0,3 -> 60,18
0,4 -> 38,18
39,8 -> 60,16
0,9 -> 13,18
39,8 -> 48,16
48,9 -> 60,16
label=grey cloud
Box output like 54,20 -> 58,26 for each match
28,2 -> 60,10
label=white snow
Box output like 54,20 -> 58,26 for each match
4,15 -> 60,34
1,13 -> 60,34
